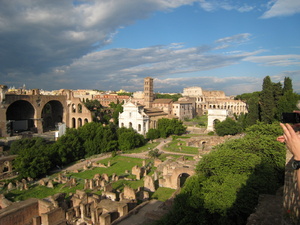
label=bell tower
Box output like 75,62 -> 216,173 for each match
144,77 -> 153,108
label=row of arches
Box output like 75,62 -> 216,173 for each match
72,103 -> 83,113
71,117 -> 89,128
198,103 -> 247,114
6,100 -> 64,133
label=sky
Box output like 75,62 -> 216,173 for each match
0,0 -> 300,95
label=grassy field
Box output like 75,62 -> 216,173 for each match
122,141 -> 160,154
163,139 -> 199,155
184,115 -> 208,127
151,187 -> 175,202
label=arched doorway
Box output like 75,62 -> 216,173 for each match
6,100 -> 35,134
41,100 -> 63,131
213,119 -> 220,129
178,173 -> 190,188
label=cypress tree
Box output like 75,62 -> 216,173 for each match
283,77 -> 293,94
246,94 -> 260,126
260,76 -> 276,124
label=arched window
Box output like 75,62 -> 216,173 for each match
129,122 -> 132,128
72,118 -> 76,128
138,124 -> 141,131
78,118 -> 82,127
72,104 -> 76,113
84,118 -> 89,124
78,104 -> 82,113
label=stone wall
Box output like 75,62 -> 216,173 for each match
0,198 -> 39,225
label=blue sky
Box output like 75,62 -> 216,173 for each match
0,0 -> 300,95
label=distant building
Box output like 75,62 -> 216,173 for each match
119,99 -> 169,135
94,94 -> 130,107
172,100 -> 194,121
0,86 -> 93,137
182,86 -> 247,116
152,98 -> 173,115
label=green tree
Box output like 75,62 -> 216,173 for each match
117,127 -> 145,151
10,137 -> 44,155
157,118 -> 186,138
54,128 -> 84,164
111,103 -> 123,125
13,138 -> 52,178
148,148 -> 160,158
260,76 -> 276,124
283,76 -> 293,94
83,99 -> 102,122
155,93 -> 182,102
214,117 -> 243,136
159,122 -> 286,225
146,128 -> 161,140
276,90 -> 300,120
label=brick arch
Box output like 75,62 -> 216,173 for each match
41,100 -> 64,132
170,167 -> 195,189
6,100 -> 35,133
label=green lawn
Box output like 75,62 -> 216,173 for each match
122,141 -> 160,153
151,187 -> 175,202
163,140 -> 199,155
158,154 -> 194,161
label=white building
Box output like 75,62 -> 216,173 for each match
118,100 -> 149,135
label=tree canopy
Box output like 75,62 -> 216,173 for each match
158,122 -> 286,225
11,122 -> 145,179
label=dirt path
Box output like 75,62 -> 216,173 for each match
121,137 -> 197,159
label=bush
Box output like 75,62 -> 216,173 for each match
207,131 -> 214,136
215,117 -> 243,136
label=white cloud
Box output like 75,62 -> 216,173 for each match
0,0 -> 194,78
261,0 -> 300,18
198,0 -> 255,13
245,54 -> 300,66
215,33 -> 251,44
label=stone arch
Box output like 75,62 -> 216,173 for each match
72,104 -> 76,113
6,100 -> 35,133
207,109 -> 228,131
78,118 -> 82,127
72,118 -> 76,128
78,104 -> 82,113
177,173 -> 191,188
169,167 -> 195,189
41,100 -> 63,132
84,118 -> 89,124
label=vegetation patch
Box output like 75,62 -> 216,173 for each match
163,140 -> 198,155
152,187 -> 175,202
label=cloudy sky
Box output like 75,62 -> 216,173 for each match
1,0 -> 300,95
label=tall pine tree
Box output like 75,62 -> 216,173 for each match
276,77 -> 299,118
283,77 -> 293,94
260,76 -> 276,124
